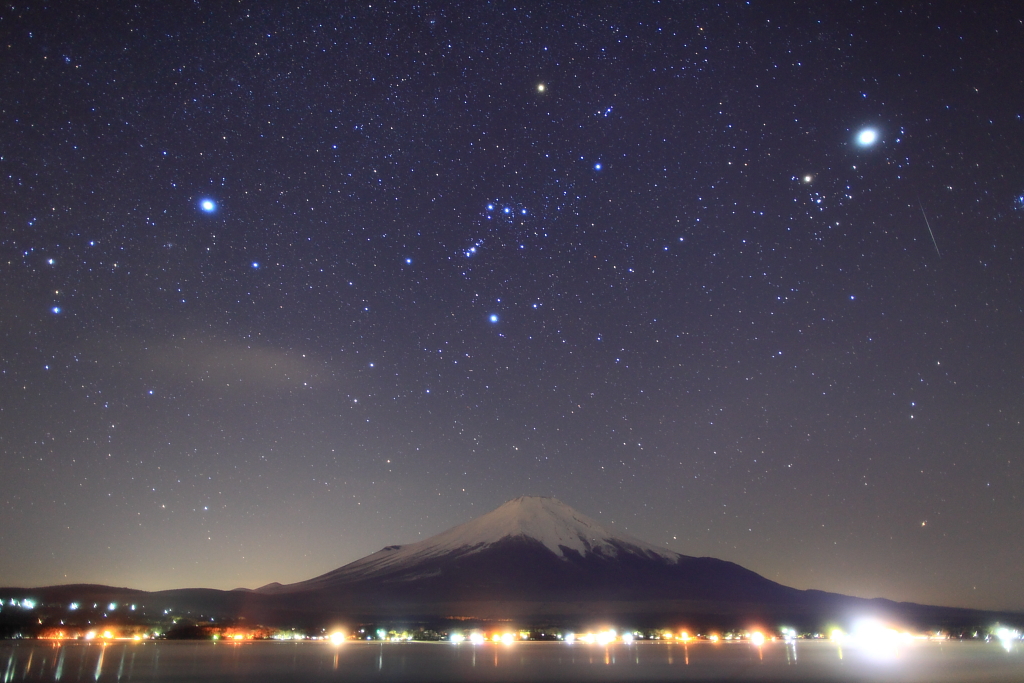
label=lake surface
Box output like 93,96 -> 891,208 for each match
2,639 -> 1022,682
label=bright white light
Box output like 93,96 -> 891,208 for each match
621,632 -> 634,644
537,83 -> 546,92
449,632 -> 465,643
564,633 -> 576,644
847,619 -> 911,658
469,632 -> 485,645
500,633 -> 515,645
329,631 -> 345,645
856,128 -> 878,146
69,602 -> 79,611
199,198 -> 217,213
21,599 -> 35,609
996,627 -> 1020,651
751,631 -> 765,646
596,630 -> 616,646
489,314 -> 499,323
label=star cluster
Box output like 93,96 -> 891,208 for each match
1,2 -> 1022,610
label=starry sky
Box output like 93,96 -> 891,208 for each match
2,2 -> 1022,611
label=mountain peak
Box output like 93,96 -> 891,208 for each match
307,496 -> 682,587
457,496 -> 674,559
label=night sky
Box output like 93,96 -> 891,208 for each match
2,2 -> 1022,611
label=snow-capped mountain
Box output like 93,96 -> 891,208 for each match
6,497 -> 1003,630
252,495 -> 805,621
261,496 -> 682,595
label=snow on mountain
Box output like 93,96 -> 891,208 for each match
275,496 -> 683,592
416,496 -> 680,559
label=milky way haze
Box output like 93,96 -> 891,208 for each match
1,2 -> 1022,610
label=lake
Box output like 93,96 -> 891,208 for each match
2,638 -> 1022,682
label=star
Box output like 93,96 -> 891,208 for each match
489,314 -> 499,323
856,128 -> 878,146
199,198 -> 217,213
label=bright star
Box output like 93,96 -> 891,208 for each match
503,207 -> 511,214
856,128 -> 878,146
537,83 -> 546,93
199,198 -> 217,213
251,262 -> 260,269
489,314 -> 499,323
487,204 -> 494,211
405,258 -> 412,264
51,306 -> 61,314
594,162 -> 602,171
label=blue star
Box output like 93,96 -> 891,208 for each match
503,207 -> 511,214
489,314 -> 499,323
198,198 -> 217,213
594,162 -> 602,171
855,128 -> 878,146
251,261 -> 260,269
486,204 -> 495,211
51,306 -> 61,314
405,258 -> 412,264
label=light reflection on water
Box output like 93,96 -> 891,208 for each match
0,639 -> 1020,682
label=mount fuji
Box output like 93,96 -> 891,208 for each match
245,496 -> 832,623
4,496 -> 1014,630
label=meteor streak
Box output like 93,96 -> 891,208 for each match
919,201 -> 941,257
